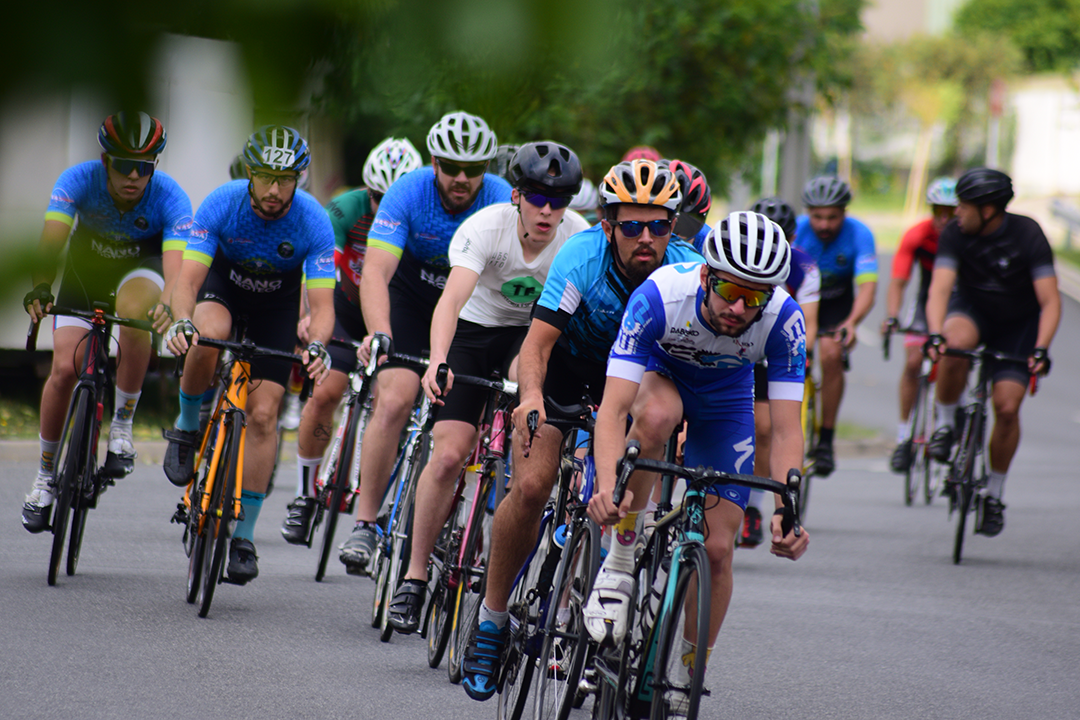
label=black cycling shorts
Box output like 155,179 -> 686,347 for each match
543,342 -> 608,408
753,361 -> 769,402
384,281 -> 435,372
818,292 -> 854,332
946,292 -> 1037,385
437,320 -> 527,425
328,287 -> 368,375
56,226 -> 164,314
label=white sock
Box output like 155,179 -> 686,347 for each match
747,489 -> 765,512
478,600 -> 509,630
897,420 -> 910,443
296,455 -> 321,497
604,511 -> 642,575
113,388 -> 141,428
935,402 -> 957,431
39,435 -> 60,477
985,470 -> 1007,499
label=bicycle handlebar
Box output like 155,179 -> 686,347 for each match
27,305 -> 155,351
941,346 -> 1041,395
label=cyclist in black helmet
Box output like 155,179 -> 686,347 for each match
923,167 -> 1059,537
792,176 -> 878,476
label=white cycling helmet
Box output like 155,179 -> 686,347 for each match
426,111 -> 498,162
704,211 -> 791,285
363,137 -> 423,194
569,178 -> 599,212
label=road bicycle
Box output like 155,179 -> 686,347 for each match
938,346 -> 1036,565
171,333 -> 306,618
28,304 -> 154,586
421,370 -> 516,680
368,355 -> 444,642
589,442 -> 802,719
800,328 -> 849,517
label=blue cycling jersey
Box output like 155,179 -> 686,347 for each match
184,180 -> 335,290
792,215 -> 877,301
687,222 -> 712,254
46,160 -> 192,253
534,224 -> 703,365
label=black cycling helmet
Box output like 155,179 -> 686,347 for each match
802,175 -> 852,208
508,141 -> 583,198
489,144 -> 520,183
751,196 -> 797,240
669,160 -> 712,239
229,154 -> 246,180
955,167 -> 1014,209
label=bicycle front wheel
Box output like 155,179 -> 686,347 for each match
380,432 -> 428,642
49,387 -> 94,586
317,401 -> 363,581
951,409 -> 981,565
650,544 -> 711,720
198,418 -> 240,618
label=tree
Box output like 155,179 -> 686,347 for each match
954,0 -> 1080,74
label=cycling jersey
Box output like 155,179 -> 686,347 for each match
325,187 -> 376,307
534,224 -> 704,365
892,218 -> 937,321
367,167 -> 512,305
687,222 -> 712,254
788,247 -> 821,306
449,203 -> 590,327
184,180 -> 335,294
792,215 -> 877,301
936,212 -> 1055,323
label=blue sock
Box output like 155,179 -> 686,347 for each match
177,389 -> 203,432
233,490 -> 265,542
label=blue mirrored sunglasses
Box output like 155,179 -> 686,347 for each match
615,219 -> 672,238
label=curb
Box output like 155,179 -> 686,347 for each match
1057,259 -> 1080,304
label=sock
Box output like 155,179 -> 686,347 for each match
896,420 -> 910,443
819,427 -> 834,448
177,389 -> 204,432
675,637 -> 714,685
985,470 -> 1007,499
936,402 -> 957,431
478,600 -> 509,631
39,435 -> 60,477
604,511 -> 641,575
296,456 -> 321,497
233,490 -> 266,542
113,388 -> 140,427
747,489 -> 764,512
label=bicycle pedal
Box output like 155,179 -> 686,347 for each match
102,452 -> 135,479
171,503 -> 190,526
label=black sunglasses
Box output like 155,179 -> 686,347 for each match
435,158 -> 488,178
523,192 -> 571,210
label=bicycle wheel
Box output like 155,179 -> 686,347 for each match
426,502 -> 461,669
448,459 -> 502,684
380,432 -> 428,642
48,387 -> 93,586
650,544 -> 711,720
903,383 -> 926,507
535,518 -> 601,720
918,382 -> 939,505
316,401 -> 362,581
198,418 -> 240,618
951,408 -> 982,565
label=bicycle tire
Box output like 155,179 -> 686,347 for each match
448,458 -> 501,684
919,381 -> 939,506
48,387 -> 93,586
187,418 -> 223,604
903,382 -> 926,507
799,382 -> 817,519
426,502 -> 461,669
198,418 -> 240,618
650,544 -> 711,720
535,519 -> 601,720
316,400 -> 362,581
381,432 -> 428,642
951,407 -> 981,565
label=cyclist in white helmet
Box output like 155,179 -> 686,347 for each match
280,137 -> 423,544
569,177 -> 600,225
584,212 -> 809,705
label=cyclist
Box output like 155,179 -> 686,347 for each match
336,111 -> 512,574
792,176 -> 877,476
162,125 -> 335,584
461,158 -> 702,702
584,212 -> 809,697
21,112 -> 191,533
279,137 -> 423,544
924,168 -> 1059,536
881,177 -> 957,473
743,196 -> 820,548
385,141 -> 589,634
622,145 -> 662,162
669,159 -> 713,250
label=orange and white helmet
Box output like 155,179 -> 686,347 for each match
599,159 -> 681,212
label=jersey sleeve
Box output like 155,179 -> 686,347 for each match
607,280 -> 666,384
794,258 -> 821,305
534,236 -> 590,332
853,221 -> 878,285
934,223 -> 961,273
1024,222 -> 1056,281
366,175 -> 415,259
891,223 -> 922,281
326,191 -> 365,255
764,297 -> 807,401
185,191 -> 224,267
448,212 -> 491,275
159,177 -> 194,253
303,211 -> 338,290
45,164 -> 90,227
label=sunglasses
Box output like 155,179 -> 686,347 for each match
369,190 -> 385,204
523,192 -> 571,210
435,158 -> 488,178
615,219 -> 672,238
109,155 -> 157,177
251,171 -> 299,188
707,275 -> 774,308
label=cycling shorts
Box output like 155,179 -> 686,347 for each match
327,286 -> 368,375
438,320 -> 526,425
818,291 -> 854,332
753,362 -> 769,402
544,342 -> 607,409
384,280 -> 435,372
947,293 -> 1037,386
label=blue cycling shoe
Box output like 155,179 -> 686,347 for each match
462,620 -> 507,701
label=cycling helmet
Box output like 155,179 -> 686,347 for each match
508,141 -> 583,198
621,145 -> 662,163
426,111 -> 498,162
229,154 -> 246,180
925,177 -> 958,207
751,196 -> 797,240
802,175 -> 852,208
489,144 -> 520,183
362,137 -> 423,194
243,125 -> 311,172
599,159 -> 681,212
669,159 -> 712,238
704,211 -> 791,285
98,111 -> 167,157
955,168 -> 1013,209
569,178 -> 599,213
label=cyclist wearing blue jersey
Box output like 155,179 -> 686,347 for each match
584,213 -> 809,691
461,159 -> 702,702
792,176 -> 878,476
22,112 -> 191,533
163,126 -> 335,584
337,111 -> 512,572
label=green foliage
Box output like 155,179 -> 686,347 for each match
954,0 -> 1080,74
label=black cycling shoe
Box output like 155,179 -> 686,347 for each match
739,505 -> 763,549
809,443 -> 835,477
889,440 -> 913,473
387,579 -> 427,634
21,501 -> 52,534
928,426 -> 954,463
227,538 -> 259,584
975,495 -> 1006,537
163,427 -> 200,487
281,496 -> 316,545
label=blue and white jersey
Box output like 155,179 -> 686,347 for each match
534,225 -> 703,365
607,262 -> 806,402
185,180 -> 336,290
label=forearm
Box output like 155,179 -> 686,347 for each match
803,302 -> 819,353
594,395 -> 629,494
768,400 -> 804,507
170,262 -> 207,321
32,221 -> 72,287
1036,297 -> 1061,349
517,332 -> 553,405
159,249 -> 183,305
884,279 -> 906,320
846,281 -> 876,325
306,289 -> 335,346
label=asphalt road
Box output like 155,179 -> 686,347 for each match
2,267 -> 1078,720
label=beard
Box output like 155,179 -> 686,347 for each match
620,247 -> 661,289
437,180 -> 479,214
702,302 -> 762,338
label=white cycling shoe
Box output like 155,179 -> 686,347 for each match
583,566 -> 634,645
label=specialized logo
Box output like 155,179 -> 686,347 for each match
500,276 -> 543,306
229,268 -> 282,293
733,436 -> 754,474
278,241 -> 294,259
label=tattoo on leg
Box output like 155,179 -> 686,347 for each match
314,423 -> 332,440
